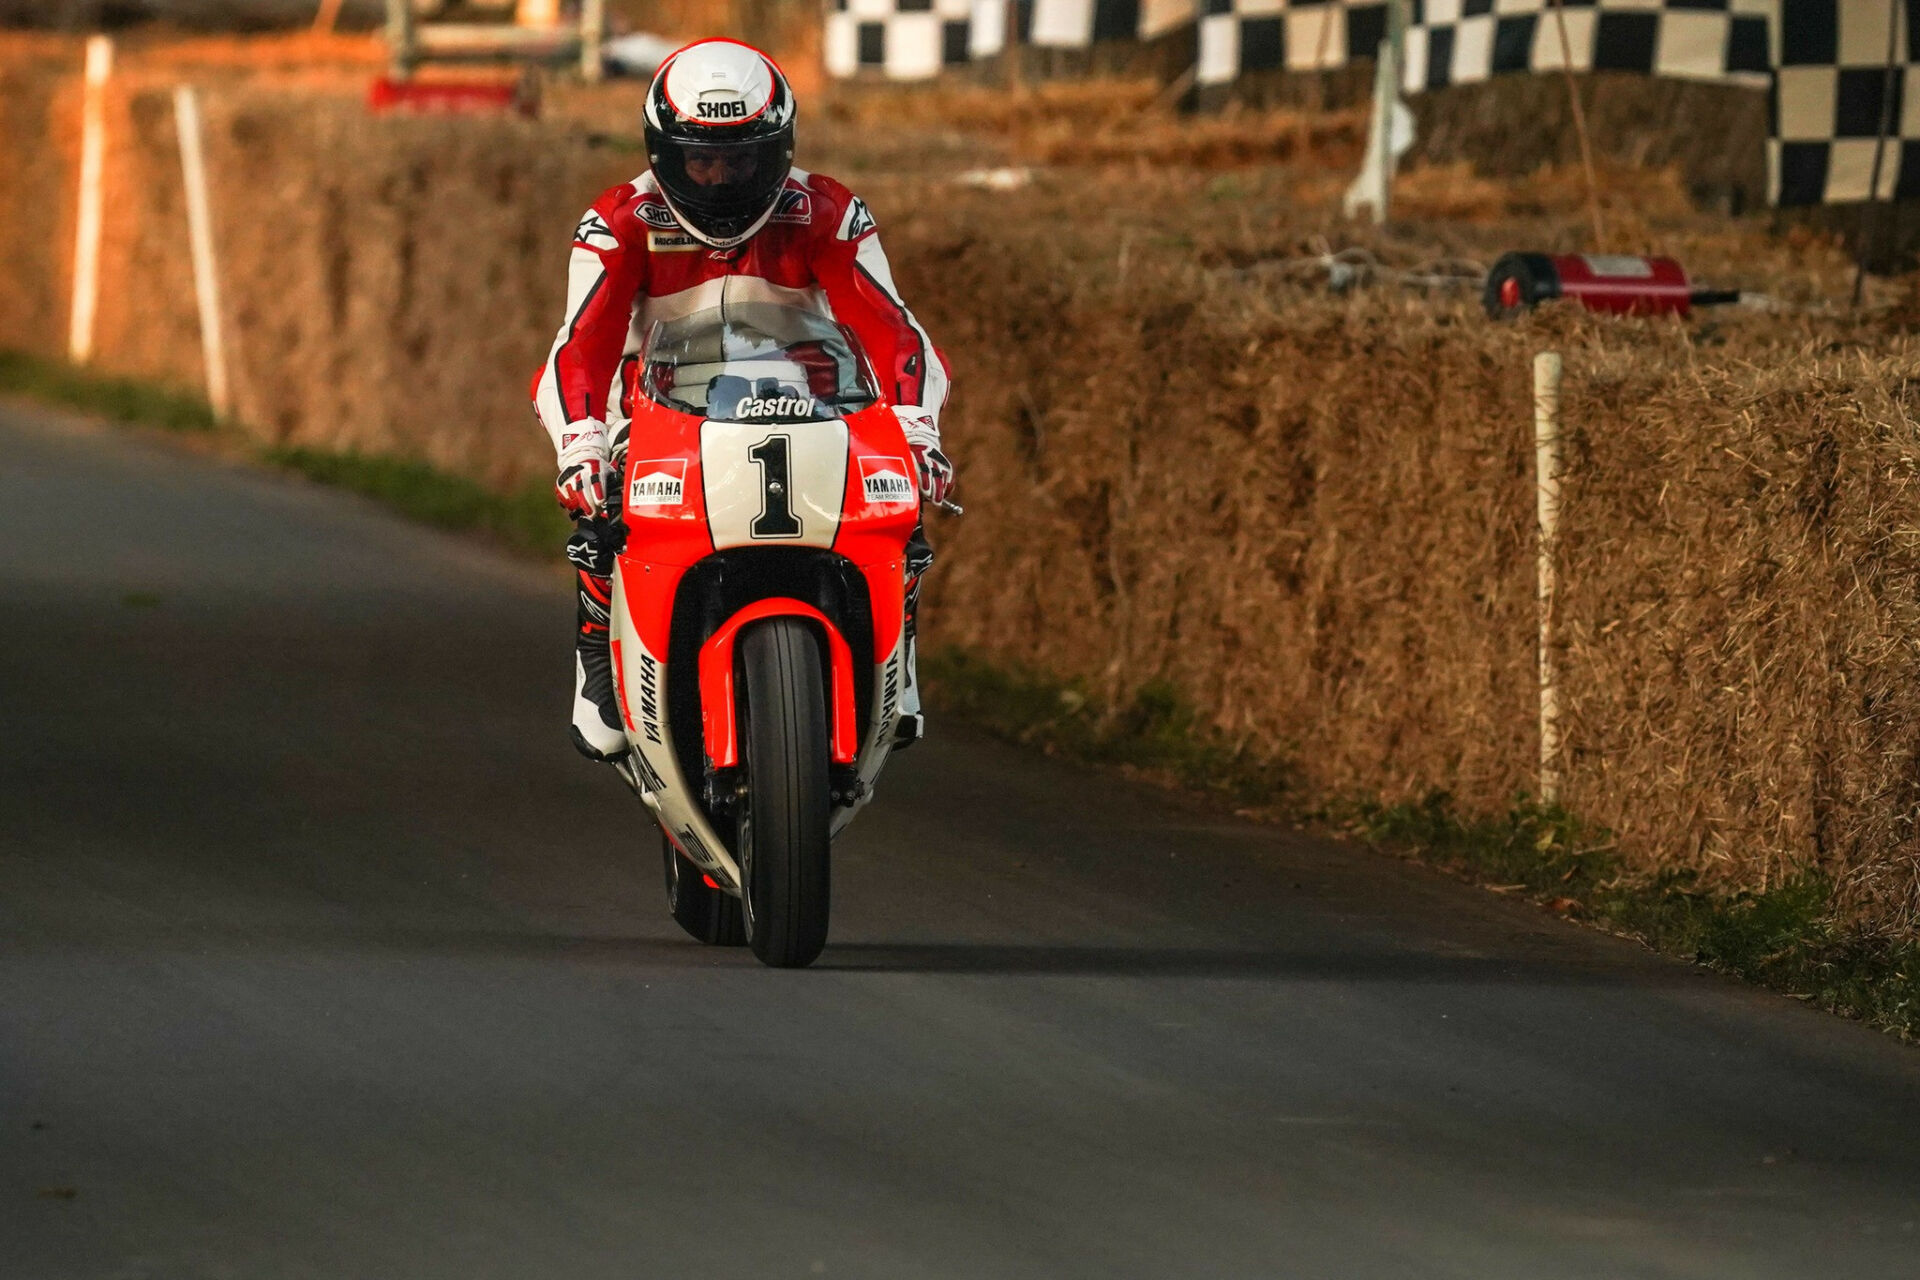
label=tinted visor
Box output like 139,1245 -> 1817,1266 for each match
651,135 -> 792,242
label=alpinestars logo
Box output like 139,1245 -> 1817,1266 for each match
839,198 -> 876,241
572,212 -> 618,252
859,456 -> 914,505
629,459 -> 687,507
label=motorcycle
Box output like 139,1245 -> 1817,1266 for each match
602,301 -> 949,968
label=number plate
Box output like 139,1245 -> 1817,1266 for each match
700,420 -> 849,550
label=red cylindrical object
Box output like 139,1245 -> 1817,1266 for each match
367,77 -> 528,116
1486,252 -> 1693,319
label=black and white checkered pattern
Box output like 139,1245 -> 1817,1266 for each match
1770,0 -> 1918,205
1406,0 -> 1773,91
826,0 -> 984,80
828,0 -> 1198,76
1198,1 -> 1389,85
828,1 -> 1920,207
1196,0 -> 1771,88
1030,0 -> 1202,45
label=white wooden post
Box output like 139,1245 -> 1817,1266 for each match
1534,351 -> 1564,804
579,0 -> 606,82
385,0 -> 416,80
68,34 -> 114,365
174,86 -> 230,419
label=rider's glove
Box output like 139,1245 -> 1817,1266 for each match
555,419 -> 615,520
893,406 -> 955,508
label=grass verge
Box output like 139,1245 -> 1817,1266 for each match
925,646 -> 1920,1041
1,350 -> 567,559
0,349 -> 219,433
922,648 -> 1297,809
264,448 -> 568,557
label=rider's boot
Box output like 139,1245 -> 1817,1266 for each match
570,569 -> 629,761
895,524 -> 934,748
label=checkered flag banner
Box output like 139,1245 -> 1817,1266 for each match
1199,1 -> 1392,84
1407,0 -> 1773,91
1197,0 -> 1772,88
1771,0 -> 1919,205
1029,0 -> 1203,45
826,0 -> 984,79
828,0 -> 1200,78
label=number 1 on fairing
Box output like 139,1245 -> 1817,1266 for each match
749,433 -> 803,539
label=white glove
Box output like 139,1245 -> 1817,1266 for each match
555,419 -> 615,520
893,406 -> 954,507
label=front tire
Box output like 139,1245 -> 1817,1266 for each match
663,833 -> 746,946
737,618 -> 832,968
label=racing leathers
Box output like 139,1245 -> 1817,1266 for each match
532,167 -> 951,760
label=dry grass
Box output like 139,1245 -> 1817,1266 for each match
873,166 -> 1919,931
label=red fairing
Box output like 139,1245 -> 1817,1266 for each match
834,403 -> 920,661
613,397 -> 709,656
699,599 -> 860,768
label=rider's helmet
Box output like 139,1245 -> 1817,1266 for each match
643,39 -> 797,250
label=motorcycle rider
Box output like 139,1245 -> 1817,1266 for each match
532,37 -> 954,762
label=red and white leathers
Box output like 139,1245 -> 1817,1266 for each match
533,166 -> 949,466
533,167 -> 951,758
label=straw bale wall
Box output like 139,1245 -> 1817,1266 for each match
0,58 -> 77,356
6,66 -> 1920,932
911,230 -> 1920,928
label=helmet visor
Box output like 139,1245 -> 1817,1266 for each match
652,136 -> 792,241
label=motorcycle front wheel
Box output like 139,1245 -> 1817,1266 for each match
662,833 -> 746,946
736,617 -> 832,968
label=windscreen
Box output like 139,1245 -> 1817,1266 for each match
639,302 -> 879,424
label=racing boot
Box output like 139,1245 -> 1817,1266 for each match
895,524 -> 934,748
569,566 -> 629,762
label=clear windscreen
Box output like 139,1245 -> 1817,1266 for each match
639,303 -> 879,424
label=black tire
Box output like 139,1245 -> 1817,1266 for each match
662,832 -> 746,946
737,618 -> 832,968
1483,251 -> 1562,319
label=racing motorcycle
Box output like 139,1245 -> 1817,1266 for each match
603,301 -> 945,968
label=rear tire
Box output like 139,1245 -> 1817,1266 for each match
662,833 -> 746,946
737,618 -> 832,968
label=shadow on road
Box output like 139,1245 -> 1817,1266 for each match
812,941 -> 1686,984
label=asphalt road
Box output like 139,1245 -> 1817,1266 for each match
5,399 -> 1920,1280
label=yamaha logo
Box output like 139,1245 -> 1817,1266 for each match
859,456 -> 915,506
628,459 -> 687,507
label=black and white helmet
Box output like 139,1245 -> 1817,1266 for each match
643,39 -> 796,250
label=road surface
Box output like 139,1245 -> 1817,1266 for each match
4,399 -> 1919,1279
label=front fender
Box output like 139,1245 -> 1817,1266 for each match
699,598 -> 859,769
